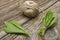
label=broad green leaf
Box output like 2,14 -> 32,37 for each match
4,22 -> 25,33
4,21 -> 29,37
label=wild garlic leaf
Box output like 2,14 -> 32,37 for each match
4,22 -> 24,33
39,11 -> 57,37
4,21 -> 29,37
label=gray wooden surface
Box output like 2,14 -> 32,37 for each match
0,0 -> 60,40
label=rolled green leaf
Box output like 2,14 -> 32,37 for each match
39,11 -> 57,37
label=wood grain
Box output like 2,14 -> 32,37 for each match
0,0 -> 59,40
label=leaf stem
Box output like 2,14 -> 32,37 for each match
39,26 -> 46,37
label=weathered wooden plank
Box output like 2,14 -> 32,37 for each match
0,0 -> 26,26
0,0 -> 18,9
1,34 -> 17,40
40,0 -> 58,11
0,1 -> 58,40
0,0 -> 19,16
0,31 -> 7,39
0,10 -> 20,26
0,0 -> 14,7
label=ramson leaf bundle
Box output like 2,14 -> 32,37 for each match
39,11 -> 57,37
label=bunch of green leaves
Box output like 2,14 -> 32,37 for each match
4,20 -> 29,37
39,11 -> 57,37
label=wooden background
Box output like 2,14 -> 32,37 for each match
0,0 -> 60,40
